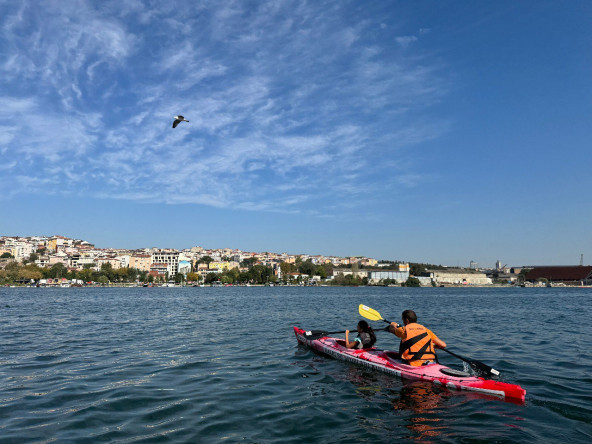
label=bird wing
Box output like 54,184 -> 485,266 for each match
172,120 -> 180,128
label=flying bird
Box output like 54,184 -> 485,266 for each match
172,115 -> 189,128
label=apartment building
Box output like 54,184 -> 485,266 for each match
130,254 -> 151,272
151,251 -> 180,276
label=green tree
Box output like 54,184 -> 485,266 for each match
220,273 -> 233,284
403,277 -> 421,287
316,265 -> 327,279
227,267 -> 240,283
48,263 -> 67,279
239,271 -> 251,283
1,252 -> 14,258
186,272 -> 200,282
280,261 -> 295,274
205,272 -> 220,284
113,268 -> 127,282
240,257 -> 257,268
78,268 -> 94,283
298,260 -> 315,276
18,268 -> 43,282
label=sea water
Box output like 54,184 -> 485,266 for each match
1,286 -> 591,442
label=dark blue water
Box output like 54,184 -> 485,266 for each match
1,287 -> 591,442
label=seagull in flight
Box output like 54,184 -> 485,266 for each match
172,115 -> 189,128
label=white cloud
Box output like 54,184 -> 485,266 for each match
395,35 -> 418,48
0,1 -> 450,216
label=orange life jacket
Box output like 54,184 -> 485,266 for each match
399,323 -> 436,366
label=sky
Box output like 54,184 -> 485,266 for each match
0,1 -> 591,268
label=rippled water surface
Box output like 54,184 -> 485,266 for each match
1,286 -> 591,442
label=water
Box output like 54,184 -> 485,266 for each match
1,286 -> 591,443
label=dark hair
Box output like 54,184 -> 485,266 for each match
357,320 -> 377,347
402,310 -> 417,323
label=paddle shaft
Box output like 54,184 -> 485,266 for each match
303,329 -> 353,339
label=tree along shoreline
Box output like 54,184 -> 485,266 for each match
1,256 -> 444,287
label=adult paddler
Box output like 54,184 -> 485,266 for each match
389,309 -> 447,366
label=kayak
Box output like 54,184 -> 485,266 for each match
294,327 -> 526,402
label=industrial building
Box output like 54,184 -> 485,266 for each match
525,266 -> 592,285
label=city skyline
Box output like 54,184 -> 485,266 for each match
2,233 -> 587,270
1,2 -> 590,268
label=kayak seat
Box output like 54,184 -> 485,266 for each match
439,368 -> 471,377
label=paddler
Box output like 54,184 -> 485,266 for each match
389,310 -> 446,366
345,320 -> 377,349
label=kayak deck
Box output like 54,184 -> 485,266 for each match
294,326 -> 525,402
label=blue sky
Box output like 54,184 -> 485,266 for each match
1,1 -> 590,267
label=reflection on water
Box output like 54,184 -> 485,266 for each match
340,365 -> 450,441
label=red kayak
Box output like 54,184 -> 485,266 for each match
294,327 -> 526,402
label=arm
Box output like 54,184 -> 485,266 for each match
428,329 -> 447,349
388,322 -> 405,338
344,330 -> 359,349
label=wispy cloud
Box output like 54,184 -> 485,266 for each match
0,1 -> 450,216
396,35 -> 418,48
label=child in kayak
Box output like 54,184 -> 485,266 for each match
389,309 -> 446,366
345,320 -> 377,349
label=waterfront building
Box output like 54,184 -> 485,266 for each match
366,269 -> 410,284
116,255 -> 130,269
525,266 -> 592,285
429,270 -> 493,286
151,250 -> 180,276
178,260 -> 191,276
130,254 -> 151,272
150,263 -> 168,276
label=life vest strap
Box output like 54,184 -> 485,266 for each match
399,331 -> 436,363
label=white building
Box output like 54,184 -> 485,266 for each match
151,251 -> 180,276
12,241 -> 35,262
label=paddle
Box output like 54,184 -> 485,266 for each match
303,329 -> 349,340
439,348 -> 500,376
359,304 -> 392,324
358,304 -> 501,377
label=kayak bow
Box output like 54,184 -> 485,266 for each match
294,327 -> 525,402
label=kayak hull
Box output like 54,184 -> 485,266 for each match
294,327 -> 525,402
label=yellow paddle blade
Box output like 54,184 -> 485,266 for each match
359,304 -> 383,321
